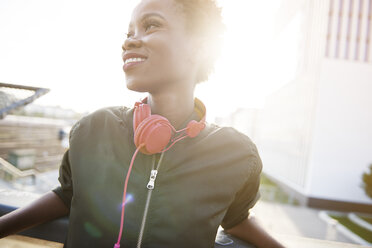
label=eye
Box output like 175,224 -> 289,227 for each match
144,21 -> 160,32
145,24 -> 157,31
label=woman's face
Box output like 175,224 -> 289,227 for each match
122,0 -> 199,93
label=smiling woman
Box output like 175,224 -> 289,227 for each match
0,0 -> 284,248
122,0 -> 224,96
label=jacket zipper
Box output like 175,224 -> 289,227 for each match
137,152 -> 165,248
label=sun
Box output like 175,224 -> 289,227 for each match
196,0 -> 302,121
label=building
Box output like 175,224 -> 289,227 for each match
256,0 -> 372,212
215,108 -> 261,142
0,83 -> 76,181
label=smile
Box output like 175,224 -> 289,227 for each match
124,57 -> 147,65
123,57 -> 147,72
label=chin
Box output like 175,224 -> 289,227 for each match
126,83 -> 146,93
126,79 -> 149,93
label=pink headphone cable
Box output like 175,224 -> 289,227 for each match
114,144 -> 144,248
113,136 -> 187,248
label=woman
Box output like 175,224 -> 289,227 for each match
0,0 -> 284,247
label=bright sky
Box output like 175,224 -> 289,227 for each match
0,0 -> 301,121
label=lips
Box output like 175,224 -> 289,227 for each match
123,53 -> 147,71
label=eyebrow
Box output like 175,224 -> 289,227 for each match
129,12 -> 166,28
140,13 -> 166,22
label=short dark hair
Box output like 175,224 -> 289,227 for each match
173,0 -> 225,83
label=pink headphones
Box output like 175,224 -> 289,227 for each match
133,97 -> 206,154
114,98 -> 206,248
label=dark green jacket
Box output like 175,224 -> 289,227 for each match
53,105 -> 262,248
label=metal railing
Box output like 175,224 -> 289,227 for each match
0,157 -> 36,183
0,82 -> 50,119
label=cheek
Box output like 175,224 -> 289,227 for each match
124,34 -> 196,92
146,35 -> 193,74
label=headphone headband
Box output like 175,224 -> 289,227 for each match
194,97 -> 206,123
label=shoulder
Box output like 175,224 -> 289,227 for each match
205,123 -> 259,154
69,106 -> 132,140
204,123 -> 262,177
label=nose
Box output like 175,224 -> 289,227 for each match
122,36 -> 143,51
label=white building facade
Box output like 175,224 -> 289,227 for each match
257,0 -> 372,212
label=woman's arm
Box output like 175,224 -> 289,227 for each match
225,216 -> 285,248
0,191 -> 69,238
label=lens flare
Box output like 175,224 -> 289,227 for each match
117,193 -> 134,210
84,221 -> 102,238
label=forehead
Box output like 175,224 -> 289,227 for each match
129,0 -> 183,26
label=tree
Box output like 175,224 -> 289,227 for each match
362,164 -> 372,199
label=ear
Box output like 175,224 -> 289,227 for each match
196,37 -> 209,61
188,37 -> 208,67
185,36 -> 209,83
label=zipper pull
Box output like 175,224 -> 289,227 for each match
146,170 -> 158,189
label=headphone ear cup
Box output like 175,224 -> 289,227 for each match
186,120 -> 205,138
134,115 -> 173,154
133,103 -> 151,131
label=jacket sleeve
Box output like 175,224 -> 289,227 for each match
51,120 -> 81,209
52,149 -> 73,209
220,144 -> 262,230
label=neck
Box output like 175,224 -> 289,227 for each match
147,88 -> 195,129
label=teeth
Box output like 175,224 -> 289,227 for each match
125,57 -> 146,65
